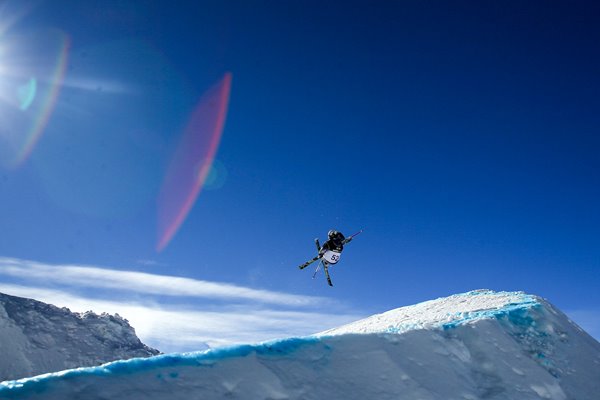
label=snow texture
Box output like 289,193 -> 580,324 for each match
0,292 -> 160,382
1,290 -> 599,399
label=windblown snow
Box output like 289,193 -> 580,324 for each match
2,290 -> 599,399
0,292 -> 159,382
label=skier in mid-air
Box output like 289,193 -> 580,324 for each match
298,229 -> 362,286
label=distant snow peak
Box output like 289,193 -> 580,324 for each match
0,292 -> 159,382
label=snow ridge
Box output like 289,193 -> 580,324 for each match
2,290 -> 599,400
319,289 -> 540,335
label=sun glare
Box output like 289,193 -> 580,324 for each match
0,45 -> 7,103
0,13 -> 70,168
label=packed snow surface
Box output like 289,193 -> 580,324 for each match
0,292 -> 159,381
2,290 -> 599,399
319,289 -> 540,335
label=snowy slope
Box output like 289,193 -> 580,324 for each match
319,289 -> 541,336
1,290 -> 599,400
0,292 -> 159,382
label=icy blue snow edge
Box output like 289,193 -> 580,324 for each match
441,291 -> 542,330
441,290 -> 540,330
0,290 -> 542,394
377,289 -> 541,334
0,336 -> 324,392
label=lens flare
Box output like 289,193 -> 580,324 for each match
203,159 -> 228,191
0,28 -> 70,168
15,32 -> 70,164
157,73 -> 232,252
17,78 -> 36,110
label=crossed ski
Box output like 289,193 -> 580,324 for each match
297,238 -> 333,285
297,229 -> 362,286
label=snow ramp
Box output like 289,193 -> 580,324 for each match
1,290 -> 599,399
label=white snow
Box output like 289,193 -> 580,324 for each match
318,289 -> 538,336
1,289 -> 599,399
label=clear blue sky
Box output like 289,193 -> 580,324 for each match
0,0 -> 598,349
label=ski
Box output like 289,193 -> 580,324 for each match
323,263 -> 333,286
298,255 -> 321,270
300,238 -> 324,270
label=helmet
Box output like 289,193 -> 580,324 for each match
328,230 -> 337,238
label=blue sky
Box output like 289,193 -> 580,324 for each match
0,0 -> 599,350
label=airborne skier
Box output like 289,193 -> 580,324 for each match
319,230 -> 346,263
298,229 -> 362,286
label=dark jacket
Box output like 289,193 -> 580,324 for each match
322,232 -> 346,252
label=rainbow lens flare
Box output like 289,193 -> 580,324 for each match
157,73 -> 232,252
16,34 -> 70,164
0,29 -> 70,167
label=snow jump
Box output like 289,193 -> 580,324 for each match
298,229 -> 362,286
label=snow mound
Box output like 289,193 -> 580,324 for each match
1,290 -> 599,400
0,292 -> 159,382
319,289 -> 539,335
